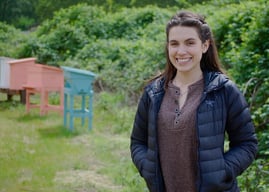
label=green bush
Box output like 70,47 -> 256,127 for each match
0,22 -> 27,57
238,159 -> 269,192
66,38 -> 165,97
22,5 -> 171,96
209,1 -> 269,133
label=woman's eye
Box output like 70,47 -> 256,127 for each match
187,41 -> 195,45
170,42 -> 178,47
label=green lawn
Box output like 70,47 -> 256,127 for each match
0,93 -> 147,192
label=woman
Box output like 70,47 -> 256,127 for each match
130,10 -> 258,192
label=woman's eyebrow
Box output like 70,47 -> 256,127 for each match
185,38 -> 197,41
169,38 -> 197,42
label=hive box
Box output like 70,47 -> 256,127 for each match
9,58 -> 36,90
0,57 -> 15,89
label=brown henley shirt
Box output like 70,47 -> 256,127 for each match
157,78 -> 204,192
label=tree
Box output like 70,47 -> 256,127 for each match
0,0 -> 37,29
0,0 -> 17,22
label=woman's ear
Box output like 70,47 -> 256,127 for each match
202,40 -> 210,53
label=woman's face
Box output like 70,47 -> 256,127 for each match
168,26 -> 209,76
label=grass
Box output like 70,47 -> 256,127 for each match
0,92 -> 147,192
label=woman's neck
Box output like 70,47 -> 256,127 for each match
173,70 -> 203,89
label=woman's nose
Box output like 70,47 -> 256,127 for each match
176,45 -> 187,54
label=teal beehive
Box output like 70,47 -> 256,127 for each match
61,66 -> 96,131
61,66 -> 96,94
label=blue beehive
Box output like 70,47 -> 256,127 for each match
61,66 -> 97,131
61,66 -> 96,94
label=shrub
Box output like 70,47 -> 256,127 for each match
0,22 -> 27,57
210,1 -> 269,132
23,5 -> 171,97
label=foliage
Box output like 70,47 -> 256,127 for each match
0,0 -> 210,29
23,4 -> 104,64
94,91 -> 136,134
238,159 -> 269,192
190,1 -> 269,157
0,22 -> 28,57
206,0 -> 269,140
21,5 -> 170,95
68,38 -> 165,98
0,0 -> 37,30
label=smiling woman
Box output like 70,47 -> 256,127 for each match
130,10 -> 258,192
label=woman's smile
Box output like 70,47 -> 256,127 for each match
176,57 -> 192,64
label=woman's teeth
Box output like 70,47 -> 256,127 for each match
176,58 -> 190,62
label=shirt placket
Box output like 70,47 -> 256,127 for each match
174,89 -> 181,128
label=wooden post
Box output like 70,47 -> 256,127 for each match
20,89 -> 26,104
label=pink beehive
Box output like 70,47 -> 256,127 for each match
25,63 -> 64,89
9,58 -> 36,90
23,63 -> 64,115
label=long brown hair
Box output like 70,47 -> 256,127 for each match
157,11 -> 223,88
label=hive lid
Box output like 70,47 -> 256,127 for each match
61,66 -> 96,77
